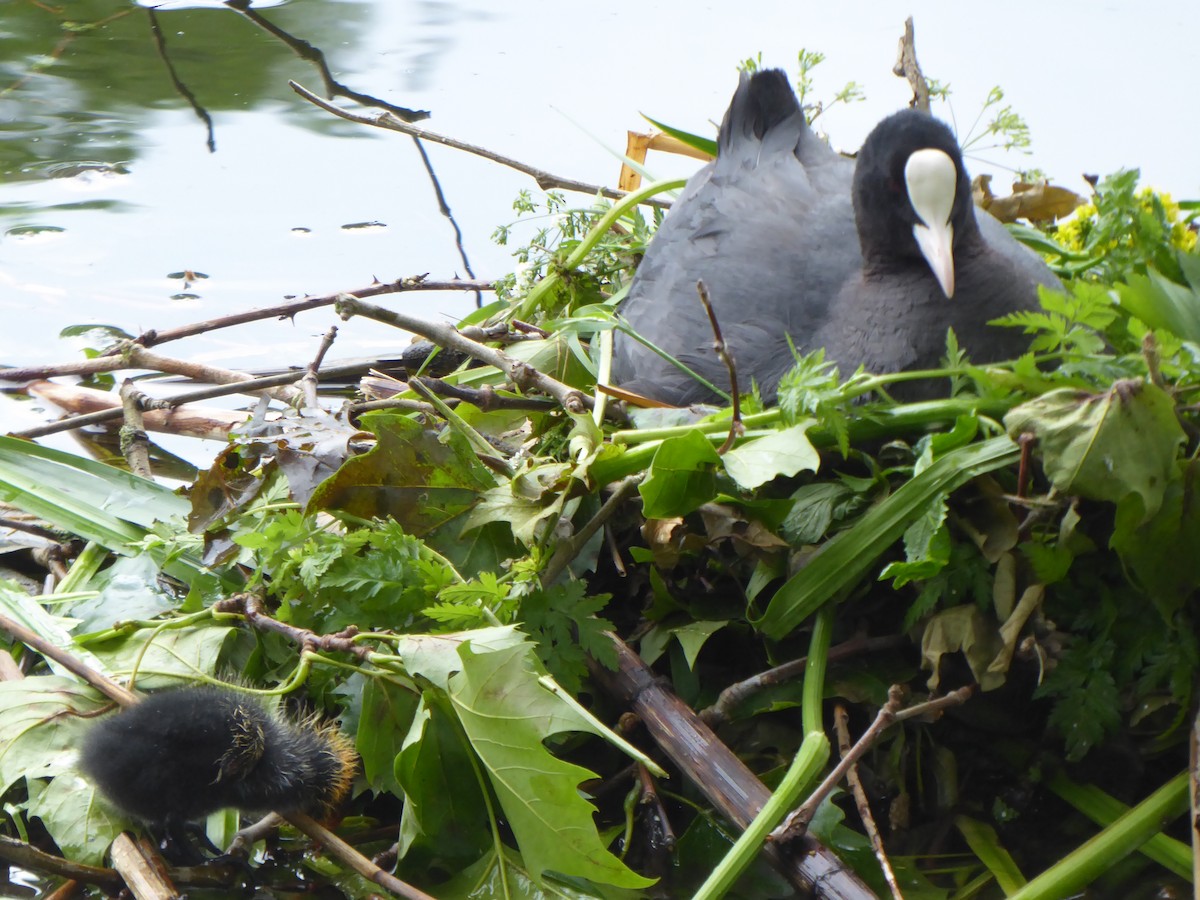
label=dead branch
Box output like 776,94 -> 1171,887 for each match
772,685 -> 975,844
290,81 -> 670,208
589,633 -> 877,899
893,17 -> 931,111
835,704 -> 903,900
335,295 -> 592,415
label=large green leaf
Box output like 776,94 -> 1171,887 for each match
395,692 -> 491,868
721,421 -> 819,490
0,436 -> 180,548
1004,379 -> 1185,520
639,429 -> 721,518
0,677 -> 105,797
447,642 -> 655,889
756,437 -> 1020,639
308,412 -> 495,535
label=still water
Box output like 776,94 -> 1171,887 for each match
1,0 -> 1196,431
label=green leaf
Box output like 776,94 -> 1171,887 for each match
448,641 -> 655,888
0,677 -> 106,798
395,693 -> 491,867
1109,459 -> 1200,619
721,422 -> 820,490
1005,379 -> 1185,520
756,437 -> 1020,639
309,412 -> 495,535
30,769 -> 124,866
639,429 -> 721,518
357,677 -> 419,796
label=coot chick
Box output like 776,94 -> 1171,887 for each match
80,686 -> 356,832
611,69 -> 1057,405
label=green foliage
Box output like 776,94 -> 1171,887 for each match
520,581 -> 617,694
235,512 -> 451,633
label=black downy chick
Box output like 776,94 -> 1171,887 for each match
80,686 -> 356,838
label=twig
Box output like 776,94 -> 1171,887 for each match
541,476 -> 642,586
110,833 -> 179,900
118,380 -> 153,480
0,613 -> 138,706
636,762 -> 676,851
335,295 -> 592,415
772,685 -> 975,843
701,634 -> 908,728
409,376 -> 558,413
892,17 -> 931,112
299,327 -> 339,408
285,812 -> 436,900
695,280 -> 742,453
290,80 -> 670,208
409,135 -> 482,307
146,8 -> 214,152
835,704 -> 903,900
226,1 -> 428,123
14,351 -> 458,440
212,592 -> 372,661
114,276 -> 491,353
1,345 -> 301,404
0,835 -> 124,892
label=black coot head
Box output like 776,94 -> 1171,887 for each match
851,109 -> 980,298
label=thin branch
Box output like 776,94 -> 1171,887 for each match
772,685 -> 975,843
118,380 -> 153,480
701,634 -> 907,727
226,1 -> 428,123
0,835 -> 124,892
695,280 -> 743,453
541,476 -> 641,586
835,704 -> 903,900
290,80 -> 669,208
409,135 -> 482,307
0,613 -> 138,706
115,275 -> 490,353
335,295 -> 592,415
212,592 -> 372,661
299,326 -> 339,409
146,8 -> 215,151
286,812 -> 436,900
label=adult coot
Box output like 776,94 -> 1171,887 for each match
611,69 -> 1058,405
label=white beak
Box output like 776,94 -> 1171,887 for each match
904,148 -> 957,298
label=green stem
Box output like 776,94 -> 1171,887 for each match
516,178 -> 687,319
692,605 -> 833,900
594,396 -> 1018,486
1007,771 -> 1189,900
1045,769 -> 1192,880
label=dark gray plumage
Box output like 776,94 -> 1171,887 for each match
611,69 -> 1058,405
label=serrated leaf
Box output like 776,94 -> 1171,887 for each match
1005,379 -> 1184,521
448,641 -> 655,888
721,422 -> 819,490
